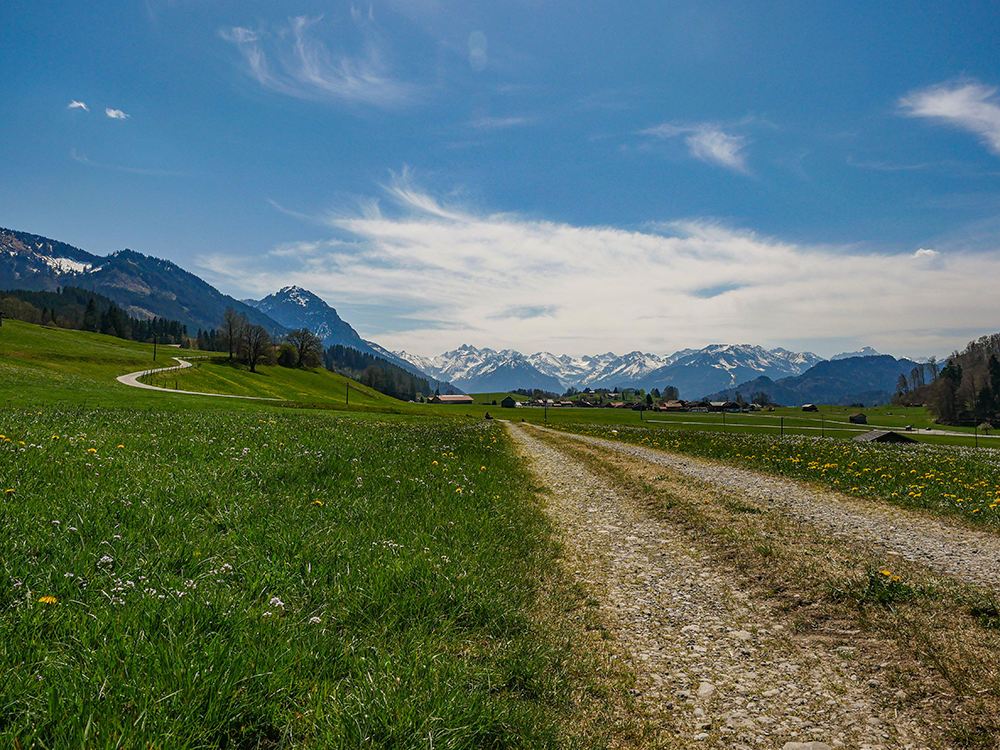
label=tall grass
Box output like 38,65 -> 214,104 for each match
0,409 -> 590,748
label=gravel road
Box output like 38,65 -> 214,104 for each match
555,429 -> 1000,592
506,422 -> 958,750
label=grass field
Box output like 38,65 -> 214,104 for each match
0,408 -> 630,748
0,320 -> 639,748
6,318 -> 1000,746
138,355 -> 399,412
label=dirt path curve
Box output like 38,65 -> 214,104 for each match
547,427 -> 1000,592
116,357 -> 284,400
506,421 -> 935,750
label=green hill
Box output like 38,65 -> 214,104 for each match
0,319 -> 410,413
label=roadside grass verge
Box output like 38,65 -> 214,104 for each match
533,428 -> 1000,748
550,423 -> 1000,530
0,408 -> 631,748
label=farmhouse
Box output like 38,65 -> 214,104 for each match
849,413 -> 868,424
500,395 -> 518,408
429,394 -> 474,405
802,404 -> 819,412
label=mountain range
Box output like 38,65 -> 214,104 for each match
705,354 -> 921,407
395,343 -> 826,398
1,225 -> 923,403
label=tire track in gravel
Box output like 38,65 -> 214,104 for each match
544,427 -> 1000,592
506,421 -> 935,750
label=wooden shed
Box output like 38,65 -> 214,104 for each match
852,430 -> 917,444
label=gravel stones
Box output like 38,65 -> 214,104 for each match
507,422 -> 934,750
567,430 -> 1000,591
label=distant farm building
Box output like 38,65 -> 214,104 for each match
852,430 -> 917,444
500,395 -> 518,408
802,404 -> 819,412
849,413 -> 868,424
429,395 -> 474,405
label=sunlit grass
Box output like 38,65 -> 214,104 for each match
0,408 -> 603,748
552,422 -> 1000,528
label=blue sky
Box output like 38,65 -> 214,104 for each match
3,0 -> 1000,359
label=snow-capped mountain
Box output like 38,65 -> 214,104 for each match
248,286 -> 460,389
251,286 -> 368,350
830,346 -> 882,360
631,343 -> 824,398
0,227 -> 102,288
396,345 -> 563,393
0,227 -> 279,334
397,343 -> 824,397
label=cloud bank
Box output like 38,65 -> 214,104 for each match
199,181 -> 1000,358
900,79 -> 1000,155
220,16 -> 419,108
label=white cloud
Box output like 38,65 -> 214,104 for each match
219,15 -> 419,109
913,248 -> 937,258
67,101 -> 89,111
641,122 -> 748,172
900,80 -> 1000,154
105,108 -> 129,120
197,182 -> 1000,359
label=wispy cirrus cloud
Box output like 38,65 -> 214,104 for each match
105,108 -> 129,120
641,121 -> 749,172
197,177 -> 1000,359
67,101 -> 89,111
220,15 -> 420,109
900,79 -> 1000,155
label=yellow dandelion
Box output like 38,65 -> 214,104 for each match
881,570 -> 892,576
38,596 -> 58,604
432,460 -> 438,465
87,448 -> 97,453
4,489 -> 13,494
455,487 -> 463,493
480,466 -> 486,470
52,435 -> 59,440
117,444 -> 124,448
313,500 -> 323,506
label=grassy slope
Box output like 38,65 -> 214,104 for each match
0,319 -> 171,408
143,356 -> 404,411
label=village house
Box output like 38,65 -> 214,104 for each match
429,394 -> 474,405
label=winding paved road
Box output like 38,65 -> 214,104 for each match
116,357 -> 284,400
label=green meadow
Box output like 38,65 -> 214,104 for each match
3,318 -> 998,747
1,321 -> 631,748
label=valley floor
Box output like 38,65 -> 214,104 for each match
507,422 -> 1000,749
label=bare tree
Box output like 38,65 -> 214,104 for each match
221,306 -> 248,360
284,328 -> 324,368
241,324 -> 273,373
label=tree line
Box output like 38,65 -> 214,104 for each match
895,335 -> 1000,426
323,345 -> 433,401
210,307 -> 430,401
1,286 -> 187,343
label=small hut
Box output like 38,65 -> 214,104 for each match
852,430 -> 916,444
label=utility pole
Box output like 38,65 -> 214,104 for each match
153,332 -> 157,362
